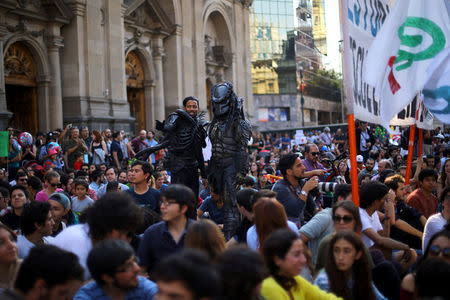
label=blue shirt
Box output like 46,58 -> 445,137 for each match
126,187 -> 160,214
198,196 -> 224,224
137,219 -> 195,272
74,276 -> 158,300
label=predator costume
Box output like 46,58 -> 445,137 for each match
135,97 -> 207,213
208,82 -> 251,240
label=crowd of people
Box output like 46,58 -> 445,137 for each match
0,120 -> 449,300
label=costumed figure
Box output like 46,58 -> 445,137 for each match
135,96 -> 207,216
208,82 -> 251,240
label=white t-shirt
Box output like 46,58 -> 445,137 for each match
50,224 -> 93,280
17,235 -> 54,259
360,208 -> 383,248
247,220 -> 299,250
422,212 -> 447,252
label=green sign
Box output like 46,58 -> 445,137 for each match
0,131 -> 8,157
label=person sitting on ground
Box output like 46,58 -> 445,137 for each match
0,224 -> 21,290
17,202 -> 54,259
126,160 -> 160,214
50,192 -> 143,280
272,153 -> 319,227
185,219 -> 225,261
315,200 -> 369,274
1,185 -> 29,232
71,179 -> 94,216
152,249 -> 221,300
422,186 -> 450,251
34,171 -> 62,202
246,190 -> 299,250
96,166 -> 129,198
74,239 -> 157,300
216,245 -> 267,300
406,169 -> 438,218
359,181 -> 417,272
197,176 -> 224,227
137,184 -> 195,274
0,245 -> 84,300
226,188 -> 257,246
314,230 -> 387,300
384,174 -> 427,250
300,184 -> 352,264
260,229 -> 340,300
48,192 -> 77,236
88,169 -> 104,194
401,224 -> 450,299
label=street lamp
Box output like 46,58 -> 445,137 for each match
299,66 -> 305,127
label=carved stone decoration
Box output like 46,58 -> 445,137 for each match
6,19 -> 45,37
4,42 -> 37,86
125,51 -> 144,88
17,0 -> 42,9
204,35 -> 214,62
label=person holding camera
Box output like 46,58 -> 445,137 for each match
272,153 -> 320,227
65,127 -> 88,170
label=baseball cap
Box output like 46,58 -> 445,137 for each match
48,192 -> 70,209
356,155 -> 364,163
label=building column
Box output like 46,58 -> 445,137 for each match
0,27 -> 12,129
163,25 -> 183,112
152,34 -> 165,121
46,29 -> 64,129
144,80 -> 156,130
36,75 -> 51,131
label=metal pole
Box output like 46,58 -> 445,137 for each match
300,69 -> 305,127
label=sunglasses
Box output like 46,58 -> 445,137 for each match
311,152 -> 320,156
50,183 -> 61,188
429,245 -> 450,258
333,215 -> 354,224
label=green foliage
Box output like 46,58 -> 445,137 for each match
303,69 -> 342,102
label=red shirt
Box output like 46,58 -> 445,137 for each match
405,188 -> 437,218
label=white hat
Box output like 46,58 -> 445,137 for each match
356,155 -> 364,163
324,127 -> 330,131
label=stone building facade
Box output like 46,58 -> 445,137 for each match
0,0 -> 254,133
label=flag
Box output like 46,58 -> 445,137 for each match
364,0 -> 450,129
422,47 -> 450,124
0,131 -> 8,157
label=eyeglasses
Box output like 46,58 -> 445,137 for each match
333,215 -> 354,224
429,245 -> 450,258
311,152 -> 320,156
160,200 -> 178,207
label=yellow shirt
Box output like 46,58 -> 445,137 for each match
261,276 -> 342,300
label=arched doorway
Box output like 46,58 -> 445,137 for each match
125,51 -> 146,132
4,42 -> 38,133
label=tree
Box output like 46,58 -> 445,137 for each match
303,69 -> 342,102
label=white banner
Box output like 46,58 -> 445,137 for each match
341,0 -> 393,123
364,0 -> 449,129
341,0 -> 436,129
390,95 -> 434,130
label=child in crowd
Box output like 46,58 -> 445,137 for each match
71,179 -> 94,215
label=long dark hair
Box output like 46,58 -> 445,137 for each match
325,231 -> 375,300
262,229 -> 300,290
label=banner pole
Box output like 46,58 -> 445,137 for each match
418,128 -> 423,157
347,114 -> 359,207
405,125 -> 416,185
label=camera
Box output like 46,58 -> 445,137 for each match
317,182 -> 337,193
309,182 -> 337,198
